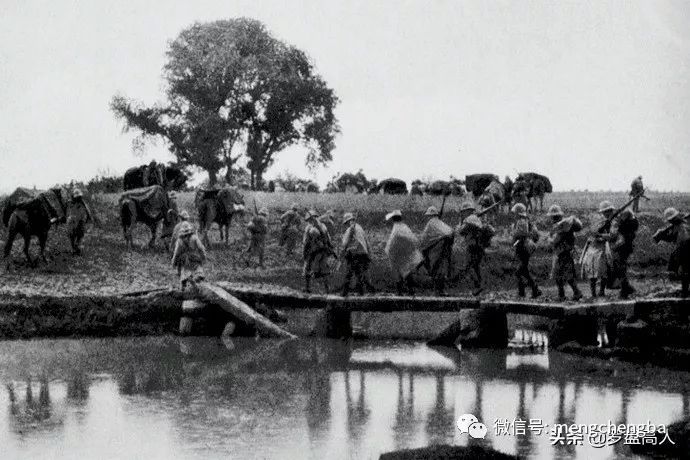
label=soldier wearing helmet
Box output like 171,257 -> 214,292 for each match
171,222 -> 207,289
547,204 -> 583,301
456,200 -> 495,296
510,203 -> 541,298
66,188 -> 93,255
419,205 -> 454,296
580,201 -> 616,298
608,206 -> 640,299
279,203 -> 302,257
245,207 -> 269,268
653,207 -> 690,297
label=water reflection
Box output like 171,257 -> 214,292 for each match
0,337 -> 688,459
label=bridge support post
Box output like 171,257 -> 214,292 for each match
549,313 -> 599,347
428,307 -> 508,348
311,307 -> 352,339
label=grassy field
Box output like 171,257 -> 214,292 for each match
0,190 -> 689,299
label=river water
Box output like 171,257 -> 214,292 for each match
0,336 -> 687,459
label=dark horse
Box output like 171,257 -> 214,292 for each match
196,187 -> 245,246
3,188 -> 68,265
119,185 -> 176,249
123,162 -> 187,191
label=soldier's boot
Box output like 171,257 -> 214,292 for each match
557,282 -> 566,301
304,275 -> 312,294
620,280 -> 635,299
530,280 -> 542,299
590,279 -> 598,298
598,279 -> 607,297
570,280 -> 583,301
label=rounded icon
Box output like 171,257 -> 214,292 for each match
456,413 -> 479,433
468,422 -> 488,439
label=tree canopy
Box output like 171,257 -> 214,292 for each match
111,18 -> 340,188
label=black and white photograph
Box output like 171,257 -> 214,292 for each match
1,1 -> 690,458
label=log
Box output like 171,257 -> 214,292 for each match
196,282 -> 296,339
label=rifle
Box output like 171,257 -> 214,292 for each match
438,191 -> 450,219
653,212 -> 690,243
597,192 -> 648,233
476,200 -> 502,217
580,192 -> 647,264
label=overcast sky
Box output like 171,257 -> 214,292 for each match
1,0 -> 689,192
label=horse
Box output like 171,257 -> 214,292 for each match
123,163 -> 187,191
3,188 -> 68,265
119,185 -> 176,249
196,187 -> 245,246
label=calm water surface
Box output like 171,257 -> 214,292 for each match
0,336 -> 688,460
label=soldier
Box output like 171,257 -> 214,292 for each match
609,208 -> 639,299
303,210 -> 335,293
547,204 -> 583,301
171,222 -> 207,290
511,203 -> 541,298
580,201 -> 615,298
279,203 -> 301,256
630,176 -> 644,212
66,189 -> 93,255
245,207 -> 269,268
420,206 -> 454,296
385,210 -> 423,295
653,207 -> 690,297
340,212 -> 371,296
456,201 -> 494,296
167,210 -> 190,252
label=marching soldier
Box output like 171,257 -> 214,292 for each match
279,203 -> 301,256
630,176 -> 644,213
610,208 -> 639,299
580,201 -> 615,298
547,204 -> 583,301
456,201 -> 494,296
245,207 -> 269,268
171,222 -> 207,290
66,189 -> 93,255
510,203 -> 541,298
303,210 -> 335,293
653,207 -> 690,298
340,212 -> 371,296
419,206 -> 454,296
168,210 -> 191,253
385,210 -> 423,295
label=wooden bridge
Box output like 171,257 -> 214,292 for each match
204,281 -> 690,348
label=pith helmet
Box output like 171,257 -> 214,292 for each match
425,206 -> 439,216
179,222 -> 194,236
342,212 -> 355,224
179,210 -> 190,220
664,207 -> 681,222
305,209 -> 319,220
459,201 -> 476,213
72,188 -> 83,198
258,207 -> 269,217
598,201 -> 615,214
511,203 -> 527,217
385,209 -> 402,221
547,204 -> 564,217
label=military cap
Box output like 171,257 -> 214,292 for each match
664,207 -> 681,222
511,203 -> 527,217
598,201 -> 615,214
179,222 -> 194,236
547,204 -> 564,217
342,212 -> 355,224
